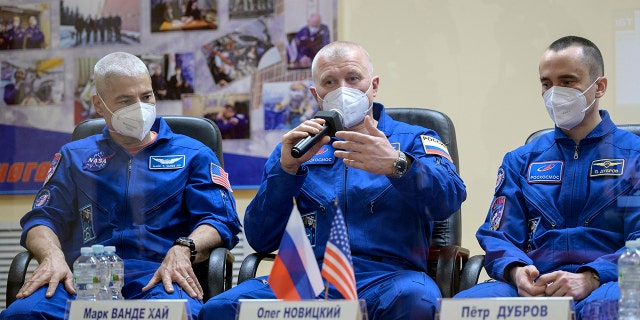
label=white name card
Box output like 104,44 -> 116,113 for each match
65,299 -> 189,320
438,297 -> 574,320
237,299 -> 365,320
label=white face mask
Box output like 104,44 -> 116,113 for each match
99,95 -> 156,141
318,84 -> 372,128
543,78 -> 599,130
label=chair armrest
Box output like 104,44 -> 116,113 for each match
429,245 -> 470,298
237,252 -> 275,284
193,247 -> 234,301
459,254 -> 485,292
7,251 -> 34,308
207,247 -> 235,297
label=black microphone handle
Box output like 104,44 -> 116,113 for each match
290,125 -> 331,158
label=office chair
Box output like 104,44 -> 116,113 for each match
236,108 -> 470,298
458,124 -> 640,292
6,116 -> 234,307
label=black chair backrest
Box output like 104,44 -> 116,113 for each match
385,108 -> 461,247
72,116 -> 224,167
526,124 -> 640,144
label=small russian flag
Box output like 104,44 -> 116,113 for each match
268,211 -> 324,300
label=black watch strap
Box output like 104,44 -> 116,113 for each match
173,237 -> 197,262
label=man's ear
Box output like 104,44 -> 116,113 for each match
93,94 -> 104,117
309,86 -> 322,109
371,76 -> 380,98
595,76 -> 607,99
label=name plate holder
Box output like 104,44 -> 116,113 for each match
65,299 -> 189,320
438,297 -> 574,320
237,299 -> 368,320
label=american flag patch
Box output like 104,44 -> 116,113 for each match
210,163 -> 232,192
421,135 -> 452,163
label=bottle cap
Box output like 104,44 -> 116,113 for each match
91,244 -> 104,254
104,246 -> 116,253
81,247 -> 93,254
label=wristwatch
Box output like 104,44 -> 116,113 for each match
173,237 -> 197,262
390,151 -> 408,178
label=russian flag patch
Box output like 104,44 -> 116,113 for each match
421,135 -> 452,163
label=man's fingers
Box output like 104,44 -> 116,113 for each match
142,272 -> 162,292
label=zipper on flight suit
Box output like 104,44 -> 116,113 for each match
574,145 -> 580,160
343,166 -> 349,214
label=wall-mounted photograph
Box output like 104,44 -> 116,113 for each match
150,0 -> 218,33
60,0 -> 141,48
0,3 -> 51,50
262,80 -> 318,130
142,51 -> 195,101
1,58 -> 64,107
229,0 -> 274,20
201,17 -> 280,88
182,92 -> 251,139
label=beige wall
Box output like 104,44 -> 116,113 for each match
2,0 -> 639,263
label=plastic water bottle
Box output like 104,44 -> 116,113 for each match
73,247 -> 99,300
104,246 -> 124,300
92,245 -> 111,300
618,239 -> 640,320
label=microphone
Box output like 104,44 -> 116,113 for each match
291,110 -> 343,158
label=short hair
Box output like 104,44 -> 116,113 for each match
94,52 -> 150,97
311,41 -> 374,82
547,36 -> 604,81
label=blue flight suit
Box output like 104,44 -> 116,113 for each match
455,110 -> 640,319
199,103 -> 467,320
1,117 -> 242,320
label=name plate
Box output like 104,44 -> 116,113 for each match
65,299 -> 189,320
237,299 -> 365,320
438,297 -> 574,320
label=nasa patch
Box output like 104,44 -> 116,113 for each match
33,188 -> 51,208
149,155 -> 186,169
495,167 -> 505,194
83,151 -> 115,171
305,145 -> 335,165
528,161 -> 563,184
590,159 -> 624,177
489,196 -> 506,231
44,153 -> 61,186
80,204 -> 96,243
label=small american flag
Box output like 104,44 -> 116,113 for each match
210,163 -> 233,192
321,205 -> 357,300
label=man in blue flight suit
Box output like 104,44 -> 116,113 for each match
0,52 -> 242,320
198,41 -> 467,320
455,36 -> 640,320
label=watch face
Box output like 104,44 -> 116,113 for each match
176,237 -> 195,249
395,153 -> 408,176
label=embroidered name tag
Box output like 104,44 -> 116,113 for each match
305,145 -> 335,165
528,161 -> 563,184
149,155 -> 185,169
590,159 -> 624,177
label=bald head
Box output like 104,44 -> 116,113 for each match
311,41 -> 373,83
307,13 -> 321,28
94,52 -> 150,97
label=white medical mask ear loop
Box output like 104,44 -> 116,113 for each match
578,77 -> 601,113
97,93 -> 120,135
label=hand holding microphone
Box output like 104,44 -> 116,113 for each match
291,110 -> 343,158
